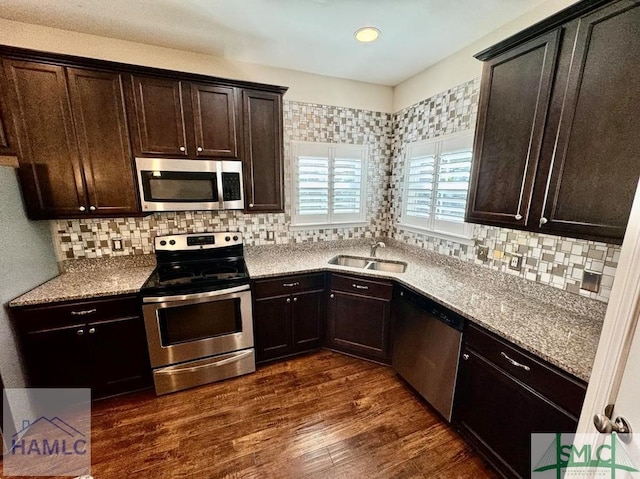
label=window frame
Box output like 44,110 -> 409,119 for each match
400,131 -> 474,242
290,141 -> 368,228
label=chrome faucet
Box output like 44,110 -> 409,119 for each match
370,241 -> 385,257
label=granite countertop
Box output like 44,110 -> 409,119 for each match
8,239 -> 605,382
8,255 -> 156,307
245,239 -> 606,382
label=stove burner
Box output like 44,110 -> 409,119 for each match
201,266 -> 239,278
157,270 -> 196,284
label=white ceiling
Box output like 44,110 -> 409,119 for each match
0,0 -> 549,86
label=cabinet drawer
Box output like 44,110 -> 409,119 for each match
253,273 -> 325,298
466,324 -> 586,417
13,295 -> 140,333
330,273 -> 393,300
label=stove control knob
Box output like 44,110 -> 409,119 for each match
160,240 -> 167,246
169,240 -> 176,245
233,235 -> 238,241
225,236 -> 231,242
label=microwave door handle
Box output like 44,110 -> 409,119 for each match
216,161 -> 224,209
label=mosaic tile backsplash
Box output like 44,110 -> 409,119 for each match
51,80 -> 620,303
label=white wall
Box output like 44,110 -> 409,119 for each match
392,0 -> 581,112
0,18 -> 394,113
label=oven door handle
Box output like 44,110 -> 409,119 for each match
142,284 -> 250,304
156,350 -> 254,375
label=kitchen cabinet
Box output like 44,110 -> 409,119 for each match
1,59 -> 139,219
326,273 -> 393,363
129,75 -> 239,159
11,295 -> 152,400
467,0 -> 640,244
242,89 -> 284,213
253,273 -> 325,363
454,324 -> 586,478
0,70 -> 15,157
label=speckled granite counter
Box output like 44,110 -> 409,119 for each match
8,255 -> 156,307
245,239 -> 606,382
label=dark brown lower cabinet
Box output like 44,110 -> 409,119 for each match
326,273 -> 393,363
11,295 -> 151,400
454,324 -> 586,478
253,273 -> 325,363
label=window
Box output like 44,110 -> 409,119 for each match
291,142 -> 368,227
401,132 -> 474,239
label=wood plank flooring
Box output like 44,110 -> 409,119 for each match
3,351 -> 499,478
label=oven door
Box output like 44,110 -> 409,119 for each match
142,285 -> 253,368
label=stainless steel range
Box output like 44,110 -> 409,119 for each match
140,232 -> 254,395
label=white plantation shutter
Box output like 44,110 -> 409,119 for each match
402,132 -> 473,238
292,142 -> 367,226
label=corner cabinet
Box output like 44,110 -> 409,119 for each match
253,273 -> 325,363
1,59 -> 140,219
242,90 -> 284,213
454,324 -> 586,478
326,273 -> 393,363
467,0 -> 640,244
11,295 -> 152,400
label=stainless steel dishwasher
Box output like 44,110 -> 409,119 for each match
392,287 -> 464,422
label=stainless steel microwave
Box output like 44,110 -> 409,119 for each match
135,158 -> 244,212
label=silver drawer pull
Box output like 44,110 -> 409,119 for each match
352,284 -> 369,290
283,282 -> 300,287
501,352 -> 531,371
71,308 -> 97,316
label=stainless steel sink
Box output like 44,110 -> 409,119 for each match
328,255 -> 407,273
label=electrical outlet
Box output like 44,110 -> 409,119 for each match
477,246 -> 489,262
508,254 -> 523,271
267,231 -> 275,241
111,238 -> 124,251
582,270 -> 602,293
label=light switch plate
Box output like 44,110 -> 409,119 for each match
582,270 -> 602,293
477,246 -> 489,262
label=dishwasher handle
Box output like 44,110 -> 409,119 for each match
398,288 -> 465,332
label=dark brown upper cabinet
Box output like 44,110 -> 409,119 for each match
129,75 -> 239,159
466,30 -> 560,228
0,71 -> 15,156
242,89 -> 284,212
2,59 -> 139,219
467,0 -> 640,244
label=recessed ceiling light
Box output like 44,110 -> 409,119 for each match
354,27 -> 380,43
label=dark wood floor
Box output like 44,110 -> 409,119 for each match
4,351 -> 498,478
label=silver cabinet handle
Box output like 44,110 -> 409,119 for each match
71,308 -> 97,316
89,205 -> 96,211
539,217 -> 548,227
501,352 -> 531,371
352,284 -> 369,290
462,353 -> 470,360
286,298 -> 291,303
179,146 -> 186,152
330,294 -> 334,299
283,282 -> 300,287
293,297 -> 298,302
88,328 -> 96,334
76,329 -> 84,336
515,214 -> 522,220
78,206 -> 86,212
197,146 -> 203,152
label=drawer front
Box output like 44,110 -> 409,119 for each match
13,295 -> 140,333
466,324 -> 586,417
330,273 -> 393,300
253,273 -> 325,298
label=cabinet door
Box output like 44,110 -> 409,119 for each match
254,295 -> 292,363
130,75 -> 189,157
327,291 -> 391,362
456,350 -> 577,478
67,68 -> 139,216
0,70 -> 15,156
23,324 -> 91,388
191,83 -> 238,158
292,290 -> 323,352
242,89 -> 283,212
2,60 -> 86,218
538,2 -> 640,243
87,316 -> 151,399
466,30 -> 560,228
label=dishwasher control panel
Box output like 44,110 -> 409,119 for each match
399,288 -> 465,331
